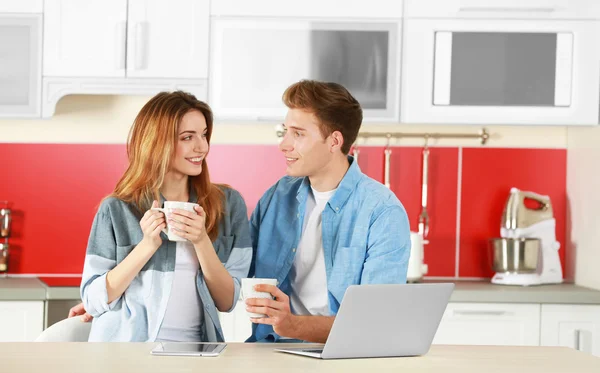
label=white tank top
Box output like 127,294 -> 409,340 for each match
156,241 -> 204,342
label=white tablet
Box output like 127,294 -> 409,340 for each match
151,342 -> 227,357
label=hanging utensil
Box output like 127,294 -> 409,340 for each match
352,140 -> 360,163
0,201 -> 11,238
418,137 -> 430,239
384,134 -> 392,189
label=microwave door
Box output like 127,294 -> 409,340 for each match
432,31 -> 573,108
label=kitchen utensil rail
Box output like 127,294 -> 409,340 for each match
355,128 -> 489,145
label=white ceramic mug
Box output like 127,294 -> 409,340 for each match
241,278 -> 279,318
151,201 -> 199,242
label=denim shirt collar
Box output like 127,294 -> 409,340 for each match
296,155 -> 361,214
159,183 -> 198,205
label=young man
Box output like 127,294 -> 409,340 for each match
69,80 -> 411,343
244,80 -> 410,343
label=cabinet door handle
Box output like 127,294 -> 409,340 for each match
574,329 -> 584,351
115,21 -> 126,70
453,310 -> 510,316
134,22 -> 149,70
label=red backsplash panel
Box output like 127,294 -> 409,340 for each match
0,144 -> 128,274
208,145 -> 286,212
0,143 -> 567,277
38,277 -> 82,287
459,148 -> 567,278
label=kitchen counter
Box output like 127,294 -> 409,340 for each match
0,277 -> 81,301
3,343 -> 600,373
0,277 -> 47,300
1,277 -> 600,304
445,281 -> 600,305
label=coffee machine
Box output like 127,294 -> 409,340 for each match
490,188 -> 563,286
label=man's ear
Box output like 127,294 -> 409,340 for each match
330,131 -> 344,153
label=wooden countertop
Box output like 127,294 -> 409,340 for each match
3,343 -> 599,373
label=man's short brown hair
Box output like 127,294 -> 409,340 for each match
282,80 -> 363,155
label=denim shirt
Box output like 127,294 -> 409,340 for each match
248,156 -> 411,342
81,186 -> 252,342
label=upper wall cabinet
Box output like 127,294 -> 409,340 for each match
44,0 -> 208,79
43,0 -> 127,78
41,0 -> 210,117
125,0 -> 208,79
209,0 -> 403,122
402,0 -> 600,125
211,0 -> 401,19
0,1 -> 42,118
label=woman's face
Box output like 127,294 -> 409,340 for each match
170,110 -> 209,177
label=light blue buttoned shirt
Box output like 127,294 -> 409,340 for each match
248,156 -> 411,342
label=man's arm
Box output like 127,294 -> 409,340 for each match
361,205 -> 411,285
245,284 -> 334,343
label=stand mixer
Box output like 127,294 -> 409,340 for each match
490,188 -> 563,286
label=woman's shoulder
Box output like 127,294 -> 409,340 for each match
216,185 -> 244,202
215,185 -> 248,214
96,196 -> 140,219
98,196 -> 125,211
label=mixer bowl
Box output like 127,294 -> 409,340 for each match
489,238 -> 540,273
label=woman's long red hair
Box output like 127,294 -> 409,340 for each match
111,91 -> 225,240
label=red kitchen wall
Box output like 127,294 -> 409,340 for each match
0,143 -> 566,278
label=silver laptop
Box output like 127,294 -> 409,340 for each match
275,283 -> 454,359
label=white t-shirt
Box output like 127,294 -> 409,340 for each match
289,186 -> 337,316
156,241 -> 203,342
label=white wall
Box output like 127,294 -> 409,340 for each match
0,95 -> 568,148
566,126 -> 600,290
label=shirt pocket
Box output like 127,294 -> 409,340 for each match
213,235 -> 234,263
116,243 -> 155,299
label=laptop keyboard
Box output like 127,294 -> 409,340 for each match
303,349 -> 324,354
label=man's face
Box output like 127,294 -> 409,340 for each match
279,108 -> 334,178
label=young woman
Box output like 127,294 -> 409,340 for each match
80,91 -> 251,342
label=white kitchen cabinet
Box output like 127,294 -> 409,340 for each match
211,0 -> 402,19
0,13 -> 42,118
43,0 -> 127,78
402,0 -> 600,125
404,0 -> 600,19
218,300 -> 252,342
209,18 -> 401,122
0,0 -> 43,13
125,0 -> 209,79
44,0 -> 209,79
0,301 -> 44,342
541,304 -> 600,357
41,0 -> 209,117
432,303 -> 541,346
